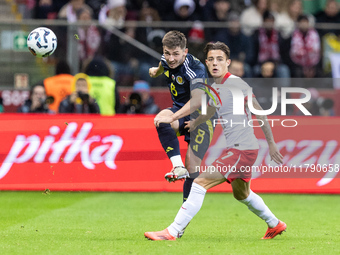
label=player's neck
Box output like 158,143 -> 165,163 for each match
214,71 -> 231,84
214,77 -> 223,84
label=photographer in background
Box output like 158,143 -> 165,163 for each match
120,92 -> 144,114
59,73 -> 99,113
18,83 -> 54,113
120,81 -> 160,114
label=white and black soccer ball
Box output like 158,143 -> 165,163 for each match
27,27 -> 57,58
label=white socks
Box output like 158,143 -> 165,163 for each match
167,183 -> 207,237
167,186 -> 279,238
239,190 -> 279,228
170,155 -> 184,168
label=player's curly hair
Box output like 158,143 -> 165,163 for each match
162,30 -> 187,49
204,41 -> 231,59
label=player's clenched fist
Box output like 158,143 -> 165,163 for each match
149,67 -> 159,78
149,62 -> 164,78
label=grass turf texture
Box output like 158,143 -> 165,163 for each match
0,192 -> 339,255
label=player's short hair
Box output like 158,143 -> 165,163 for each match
204,41 -> 231,59
162,30 -> 187,49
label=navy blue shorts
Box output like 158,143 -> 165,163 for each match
169,105 -> 214,160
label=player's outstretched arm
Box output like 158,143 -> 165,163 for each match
172,88 -> 204,120
149,62 -> 164,78
185,105 -> 216,132
253,98 -> 283,165
154,88 -> 204,127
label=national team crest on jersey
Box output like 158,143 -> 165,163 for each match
176,76 -> 184,85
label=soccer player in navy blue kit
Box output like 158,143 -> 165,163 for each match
149,31 -> 214,204
145,41 -> 286,241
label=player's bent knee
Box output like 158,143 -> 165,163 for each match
157,109 -> 173,118
194,177 -> 224,190
193,177 -> 210,189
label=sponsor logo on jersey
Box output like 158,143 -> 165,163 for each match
176,76 -> 184,85
171,74 -> 175,81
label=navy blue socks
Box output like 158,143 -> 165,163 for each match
156,123 -> 181,159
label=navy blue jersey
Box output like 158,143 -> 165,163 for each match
161,54 -> 207,107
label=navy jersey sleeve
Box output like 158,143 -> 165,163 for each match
183,54 -> 206,79
184,54 -> 207,91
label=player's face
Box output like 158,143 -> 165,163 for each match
163,46 -> 188,69
205,50 -> 231,81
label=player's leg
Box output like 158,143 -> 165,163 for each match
223,149 -> 280,227
144,168 -> 225,240
232,179 -> 286,239
173,147 -> 239,237
176,148 -> 210,237
182,118 -> 214,202
167,171 -> 226,238
160,108 -> 195,182
155,108 -> 185,169
182,146 -> 200,202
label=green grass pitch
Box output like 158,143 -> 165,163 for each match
0,191 -> 339,255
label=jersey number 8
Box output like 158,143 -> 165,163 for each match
195,129 -> 205,144
170,83 -> 177,96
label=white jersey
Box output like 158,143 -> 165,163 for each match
208,73 -> 259,150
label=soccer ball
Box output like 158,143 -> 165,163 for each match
27,27 -> 57,58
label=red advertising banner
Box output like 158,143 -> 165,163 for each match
0,114 -> 339,193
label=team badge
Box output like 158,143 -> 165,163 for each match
171,74 -> 175,81
176,76 -> 184,85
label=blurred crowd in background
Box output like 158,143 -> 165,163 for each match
2,0 -> 339,116
25,0 -> 340,81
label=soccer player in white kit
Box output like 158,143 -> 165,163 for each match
144,41 -> 287,240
